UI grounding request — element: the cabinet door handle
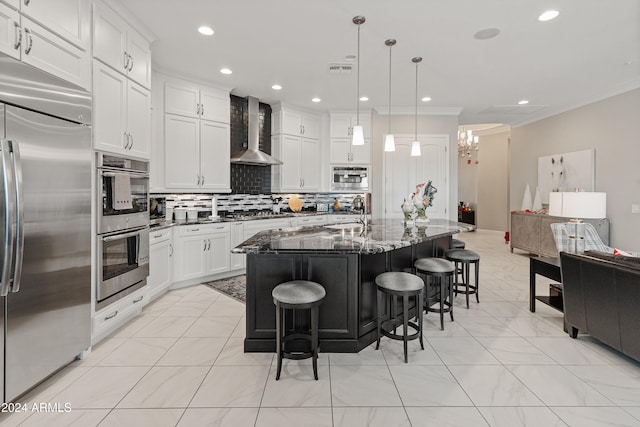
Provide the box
[129,133,133,150]
[133,295,144,303]
[123,132,128,149]
[13,22,21,50]
[128,54,134,72]
[123,51,130,70]
[200,104,204,116]
[196,175,201,186]
[201,175,205,186]
[207,238,211,251]
[24,28,33,54]
[203,239,207,251]
[153,233,162,238]
[196,104,201,115]
[169,243,173,257]
[104,310,118,321]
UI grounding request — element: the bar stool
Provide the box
[445,249,480,309]
[375,272,424,363]
[414,258,455,330]
[272,280,326,380]
[451,238,466,249]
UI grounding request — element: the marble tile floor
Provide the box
[2,229,640,426]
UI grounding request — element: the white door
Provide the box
[200,120,230,191]
[0,4,20,60]
[279,135,302,190]
[93,61,127,154]
[92,2,127,73]
[175,235,206,281]
[300,137,319,190]
[384,135,449,219]
[164,82,199,118]
[229,222,245,270]
[20,0,88,49]
[126,27,151,89]
[200,89,230,123]
[164,114,200,189]
[126,80,151,159]
[206,232,230,275]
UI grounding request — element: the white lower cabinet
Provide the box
[148,227,173,301]
[243,218,292,242]
[92,285,148,344]
[174,223,230,283]
[229,221,245,270]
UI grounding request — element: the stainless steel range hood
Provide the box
[230,96,282,166]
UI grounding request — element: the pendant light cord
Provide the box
[388,43,392,132]
[414,60,418,140]
[356,22,361,126]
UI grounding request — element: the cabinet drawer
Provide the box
[92,286,148,340]
[150,227,172,244]
[177,223,229,236]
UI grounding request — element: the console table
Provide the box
[511,212,609,257]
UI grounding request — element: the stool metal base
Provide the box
[450,260,480,309]
[376,290,424,363]
[418,270,454,330]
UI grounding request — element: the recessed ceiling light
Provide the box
[312,97,321,103]
[518,100,529,105]
[359,96,369,102]
[473,28,500,40]
[198,26,214,36]
[421,97,432,102]
[272,84,282,90]
[220,68,232,75]
[538,10,559,21]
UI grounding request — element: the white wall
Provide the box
[371,111,459,220]
[510,88,640,251]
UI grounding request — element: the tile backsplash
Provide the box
[161,193,369,218]
[230,95,271,194]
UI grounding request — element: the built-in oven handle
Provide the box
[100,171,149,178]
[102,228,144,242]
[9,140,24,293]
[0,139,16,297]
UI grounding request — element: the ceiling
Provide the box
[116,0,640,127]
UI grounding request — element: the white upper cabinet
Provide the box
[19,0,89,50]
[93,61,150,158]
[271,134,320,192]
[330,112,371,139]
[0,2,89,88]
[92,0,151,89]
[329,111,371,164]
[165,81,230,123]
[273,105,320,140]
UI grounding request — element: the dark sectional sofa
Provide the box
[560,251,640,363]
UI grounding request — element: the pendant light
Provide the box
[351,16,365,146]
[384,39,396,152]
[411,57,422,156]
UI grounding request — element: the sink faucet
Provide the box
[356,195,368,229]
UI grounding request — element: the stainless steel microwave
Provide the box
[331,166,369,191]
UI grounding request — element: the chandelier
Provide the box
[457,128,479,164]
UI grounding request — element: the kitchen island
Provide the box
[233,219,474,353]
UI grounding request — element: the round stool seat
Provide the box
[445,249,480,262]
[272,280,326,307]
[375,272,424,293]
[451,238,466,249]
[415,258,455,273]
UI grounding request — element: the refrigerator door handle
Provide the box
[10,140,24,292]
[0,139,17,297]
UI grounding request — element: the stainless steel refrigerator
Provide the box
[0,57,92,403]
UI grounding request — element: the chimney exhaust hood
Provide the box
[230,96,282,166]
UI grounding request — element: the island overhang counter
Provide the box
[233,218,474,353]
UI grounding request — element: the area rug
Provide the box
[206,275,246,303]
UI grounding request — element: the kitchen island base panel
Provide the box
[244,236,452,353]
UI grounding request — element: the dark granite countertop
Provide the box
[232,218,474,255]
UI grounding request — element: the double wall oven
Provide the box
[96,153,150,310]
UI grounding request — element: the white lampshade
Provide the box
[548,192,607,219]
[351,125,364,146]
[384,134,395,151]
[410,140,421,156]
